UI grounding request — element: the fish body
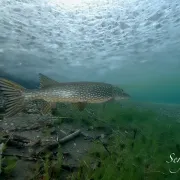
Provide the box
[0,73,130,118]
[25,82,113,103]
[0,91,4,109]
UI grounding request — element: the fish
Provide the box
[0,73,130,118]
[0,91,3,109]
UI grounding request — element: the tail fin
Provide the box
[0,78,25,118]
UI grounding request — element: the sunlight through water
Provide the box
[0,0,180,103]
[47,0,97,10]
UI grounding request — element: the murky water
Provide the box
[0,0,180,179]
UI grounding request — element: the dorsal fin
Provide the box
[39,73,60,88]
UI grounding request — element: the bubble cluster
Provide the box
[0,0,180,81]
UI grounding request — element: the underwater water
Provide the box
[0,0,180,180]
[0,0,180,103]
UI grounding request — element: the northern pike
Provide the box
[0,73,130,118]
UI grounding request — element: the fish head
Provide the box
[112,86,130,100]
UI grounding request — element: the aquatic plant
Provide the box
[2,156,17,175]
[0,139,17,178]
[2,102,178,180]
[60,103,180,180]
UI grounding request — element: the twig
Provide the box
[0,143,4,175]
[59,129,81,144]
[2,151,78,180]
[29,162,78,180]
[2,152,70,161]
[81,132,95,141]
[9,125,41,132]
[145,170,167,175]
[4,134,30,143]
[98,139,111,155]
[2,153,38,161]
[25,139,41,147]
[35,129,81,156]
[9,122,54,132]
[1,134,31,148]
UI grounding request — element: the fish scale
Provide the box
[0,73,130,118]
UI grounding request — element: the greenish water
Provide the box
[56,103,180,180]
[121,77,180,104]
[0,100,180,180]
[0,0,180,179]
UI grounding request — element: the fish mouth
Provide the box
[114,92,131,100]
[122,92,131,98]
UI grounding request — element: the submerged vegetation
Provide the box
[57,103,180,180]
[0,102,180,179]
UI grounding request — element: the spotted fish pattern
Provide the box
[0,73,130,117]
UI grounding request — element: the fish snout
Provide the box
[114,92,130,100]
[123,92,131,98]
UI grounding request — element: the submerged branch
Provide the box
[0,143,4,175]
[9,122,54,132]
[35,129,81,156]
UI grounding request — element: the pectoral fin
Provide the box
[102,102,107,111]
[40,101,52,115]
[51,102,57,109]
[35,100,56,115]
[73,102,87,111]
